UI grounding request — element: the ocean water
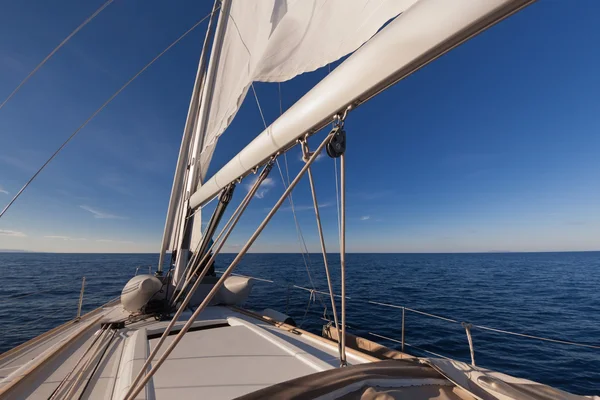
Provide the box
[0,252,598,395]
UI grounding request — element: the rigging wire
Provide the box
[77,329,118,400]
[302,139,343,362]
[250,82,328,312]
[126,163,272,399]
[334,158,342,246]
[325,62,343,249]
[0,0,115,113]
[368,332,452,360]
[125,129,336,400]
[0,8,218,219]
[274,82,320,294]
[48,325,108,400]
[212,270,600,351]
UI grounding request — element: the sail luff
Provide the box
[190,0,534,210]
[172,0,232,285]
[156,0,219,272]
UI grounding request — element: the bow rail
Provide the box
[216,269,600,367]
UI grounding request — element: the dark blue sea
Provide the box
[0,252,598,395]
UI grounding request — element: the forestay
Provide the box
[197,0,416,179]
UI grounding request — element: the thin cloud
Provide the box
[98,173,134,196]
[96,239,134,244]
[1,55,24,73]
[45,235,87,241]
[350,190,393,201]
[360,215,371,221]
[0,229,26,237]
[564,220,586,226]
[245,177,275,199]
[0,186,8,195]
[80,205,127,219]
[0,154,37,172]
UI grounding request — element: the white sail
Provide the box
[197,0,417,179]
[190,0,532,209]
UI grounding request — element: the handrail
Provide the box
[216,270,600,352]
[368,332,451,360]
[368,300,459,324]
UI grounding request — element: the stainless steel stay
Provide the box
[124,130,337,400]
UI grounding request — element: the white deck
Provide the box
[1,302,592,400]
[0,304,372,400]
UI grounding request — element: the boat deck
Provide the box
[1,302,594,400]
[0,303,373,399]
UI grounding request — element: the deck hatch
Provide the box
[146,322,229,340]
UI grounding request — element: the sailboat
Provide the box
[1,0,598,399]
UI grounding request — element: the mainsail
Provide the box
[161,0,418,277]
[197,0,417,180]
[190,0,533,209]
[162,0,533,279]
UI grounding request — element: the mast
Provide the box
[172,0,232,284]
[190,0,534,209]
[157,0,219,273]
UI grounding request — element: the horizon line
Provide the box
[1,250,599,255]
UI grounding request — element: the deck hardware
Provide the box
[76,276,85,320]
[462,322,475,366]
[125,126,335,400]
[401,306,405,353]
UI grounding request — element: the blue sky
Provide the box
[1,0,599,253]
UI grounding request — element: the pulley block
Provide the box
[326,128,346,158]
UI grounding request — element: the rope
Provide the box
[126,160,275,399]
[275,158,327,309]
[323,62,342,248]
[334,158,342,245]
[77,329,117,400]
[59,327,113,399]
[125,131,336,400]
[0,8,218,218]
[273,82,316,293]
[48,326,108,400]
[250,83,268,127]
[303,138,343,362]
[0,0,115,113]
[172,165,270,306]
[339,151,347,366]
[275,83,316,278]
[250,82,328,314]
[298,289,316,328]
[171,196,223,301]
